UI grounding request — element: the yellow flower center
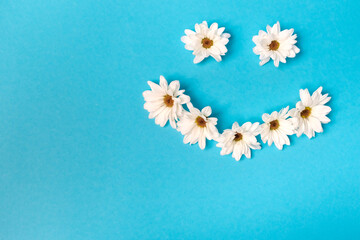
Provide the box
[195,116,207,128]
[300,107,312,118]
[269,40,280,51]
[163,94,174,107]
[269,120,280,130]
[201,37,213,49]
[234,133,243,142]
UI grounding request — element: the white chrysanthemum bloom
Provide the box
[181,21,231,64]
[143,76,190,128]
[252,21,300,67]
[260,106,297,150]
[291,87,331,138]
[177,104,219,149]
[216,122,261,161]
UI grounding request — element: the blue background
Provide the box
[1,0,359,239]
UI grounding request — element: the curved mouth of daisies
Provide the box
[269,40,280,51]
[201,37,213,49]
[234,132,243,141]
[163,94,174,107]
[301,107,312,118]
[269,120,280,130]
[195,116,207,128]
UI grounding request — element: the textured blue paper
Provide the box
[0,0,360,239]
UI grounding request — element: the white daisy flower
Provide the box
[177,104,219,150]
[143,76,190,128]
[216,122,261,161]
[181,21,231,64]
[291,87,331,138]
[260,106,297,150]
[252,21,300,67]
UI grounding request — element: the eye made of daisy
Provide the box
[300,107,312,118]
[252,21,300,67]
[269,120,280,130]
[195,116,207,128]
[181,21,231,64]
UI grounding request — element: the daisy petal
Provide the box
[201,106,212,117]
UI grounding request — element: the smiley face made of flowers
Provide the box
[143,22,331,162]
